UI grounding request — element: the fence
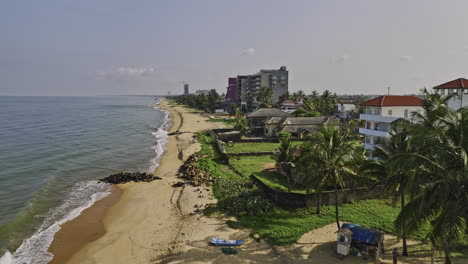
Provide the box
[251,174,386,208]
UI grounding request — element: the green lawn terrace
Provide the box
[225,142,281,154]
[229,155,307,194]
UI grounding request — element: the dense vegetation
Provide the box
[191,89,468,263]
[170,89,223,113]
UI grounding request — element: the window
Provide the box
[404,109,409,119]
[453,88,458,94]
[388,109,392,116]
[366,121,371,129]
[375,107,382,115]
[464,89,468,94]
[440,89,445,95]
[374,122,380,131]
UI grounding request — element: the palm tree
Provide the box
[272,132,295,192]
[393,92,468,264]
[257,86,273,108]
[246,91,254,112]
[303,125,365,229]
[360,122,414,256]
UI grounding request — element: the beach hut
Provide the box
[338,223,385,260]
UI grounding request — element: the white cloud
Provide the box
[241,48,256,56]
[96,66,157,80]
[399,55,412,62]
[335,54,350,63]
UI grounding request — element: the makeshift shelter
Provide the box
[338,223,385,260]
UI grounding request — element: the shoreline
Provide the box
[46,99,180,263]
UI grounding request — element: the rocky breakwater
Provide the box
[100,172,162,184]
[176,154,213,186]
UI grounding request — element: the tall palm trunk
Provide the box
[335,184,340,230]
[443,239,452,264]
[401,185,408,256]
[444,249,452,264]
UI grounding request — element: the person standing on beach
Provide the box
[392,248,400,264]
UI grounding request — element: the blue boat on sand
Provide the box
[210,238,244,246]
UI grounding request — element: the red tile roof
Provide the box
[361,95,423,107]
[433,78,468,89]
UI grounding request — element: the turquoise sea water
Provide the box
[0,96,169,263]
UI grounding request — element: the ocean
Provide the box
[0,96,170,264]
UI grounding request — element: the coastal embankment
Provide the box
[46,100,442,264]
[47,100,245,263]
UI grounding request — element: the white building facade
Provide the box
[433,78,468,110]
[359,95,424,157]
[335,100,356,119]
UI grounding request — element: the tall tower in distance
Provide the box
[184,83,189,95]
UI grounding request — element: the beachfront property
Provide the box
[280,100,304,113]
[265,116,340,138]
[236,66,289,107]
[247,108,339,138]
[359,95,424,158]
[433,77,468,110]
[335,99,356,120]
[246,108,292,136]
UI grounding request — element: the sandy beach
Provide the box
[46,100,450,264]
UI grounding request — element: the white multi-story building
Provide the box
[335,100,356,119]
[433,78,468,110]
[359,95,424,157]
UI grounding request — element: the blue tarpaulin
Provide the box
[341,223,382,244]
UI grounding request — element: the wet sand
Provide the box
[48,186,122,264]
[46,100,454,264]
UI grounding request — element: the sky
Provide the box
[1,0,468,96]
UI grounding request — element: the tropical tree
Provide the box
[272,132,296,192]
[301,125,365,229]
[393,91,468,264]
[228,104,239,117]
[257,86,274,108]
[278,92,291,104]
[207,89,221,113]
[320,90,338,115]
[246,91,255,112]
[360,123,414,256]
[234,109,250,136]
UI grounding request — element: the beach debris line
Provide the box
[99,172,162,184]
[178,154,213,186]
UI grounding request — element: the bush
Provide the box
[214,178,273,216]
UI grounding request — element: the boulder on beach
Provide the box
[100,172,162,184]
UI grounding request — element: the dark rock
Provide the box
[100,172,161,184]
[172,181,185,188]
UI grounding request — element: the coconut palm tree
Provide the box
[360,122,414,256]
[393,92,468,264]
[302,125,365,230]
[272,132,295,192]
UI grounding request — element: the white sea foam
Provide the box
[0,251,13,264]
[6,181,110,264]
[149,101,172,172]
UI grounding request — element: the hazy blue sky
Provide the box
[1,0,468,96]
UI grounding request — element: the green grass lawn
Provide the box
[234,199,429,246]
[197,131,467,258]
[253,171,308,194]
[229,155,276,176]
[225,142,280,153]
[208,118,237,128]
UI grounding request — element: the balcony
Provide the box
[362,143,375,150]
[360,114,399,123]
[359,128,390,138]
